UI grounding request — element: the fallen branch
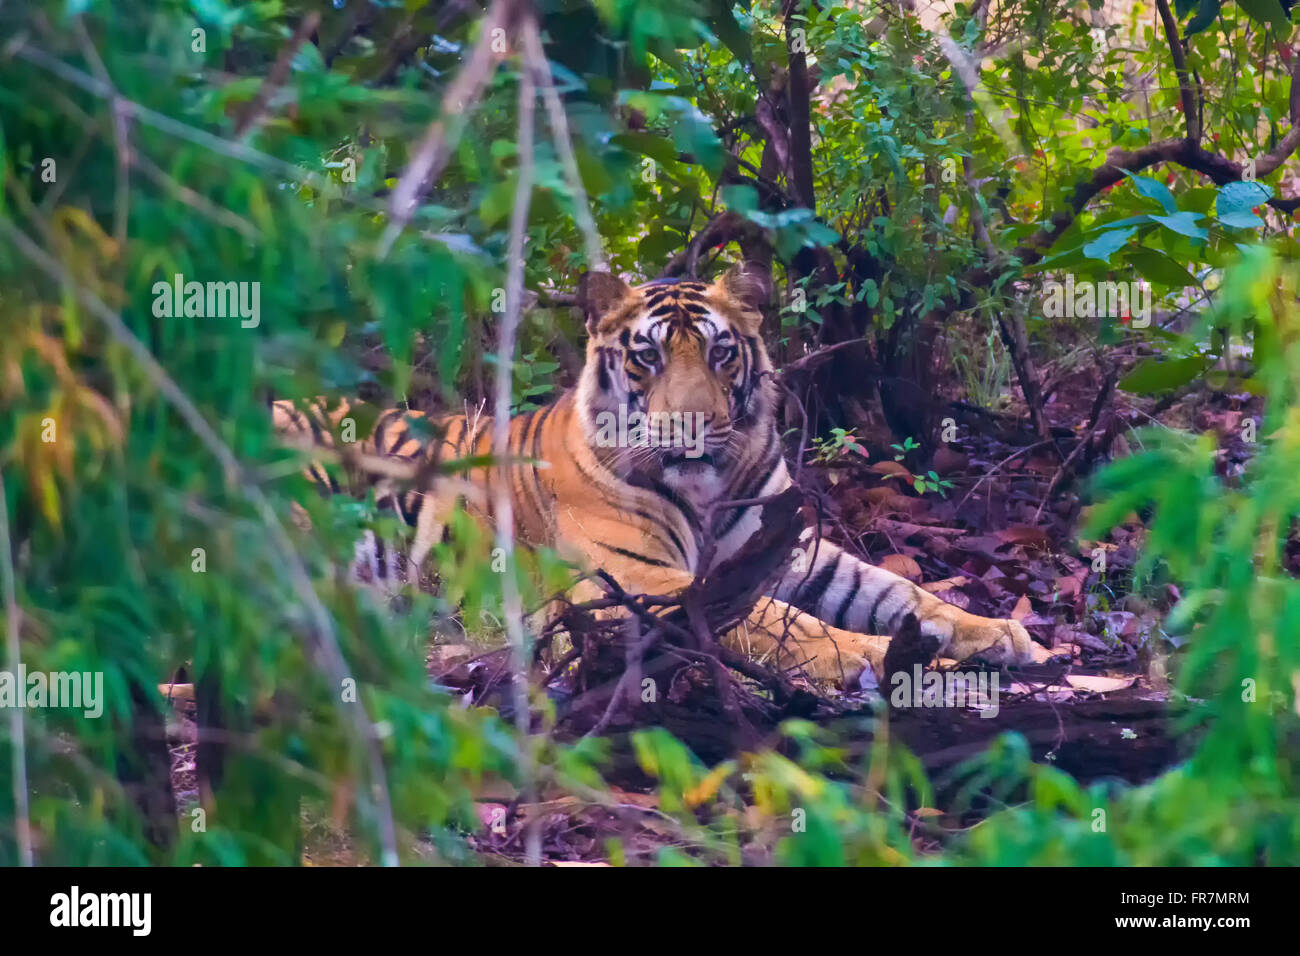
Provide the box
[778,337,876,378]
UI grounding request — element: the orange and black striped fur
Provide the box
[274,263,1033,685]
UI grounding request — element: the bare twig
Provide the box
[934,32,1020,161]
[994,307,1055,451]
[40,87,260,239]
[492,57,539,865]
[234,11,322,141]
[0,470,32,866]
[778,337,874,378]
[954,440,1054,513]
[585,619,656,738]
[535,288,578,308]
[129,151,260,240]
[1032,363,1120,522]
[661,212,765,277]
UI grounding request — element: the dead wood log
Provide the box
[555,487,814,748]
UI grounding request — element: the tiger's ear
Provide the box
[578,271,632,335]
[718,261,773,315]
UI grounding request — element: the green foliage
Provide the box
[1,0,1298,866]
[947,243,1300,864]
[0,0,599,865]
[810,426,869,463]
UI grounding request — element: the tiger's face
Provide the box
[576,263,775,485]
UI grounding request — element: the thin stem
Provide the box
[0,471,32,866]
[493,53,540,865]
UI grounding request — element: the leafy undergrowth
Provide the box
[189,347,1250,866]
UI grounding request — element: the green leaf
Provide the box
[1092,214,1158,231]
[291,39,326,74]
[1030,244,1092,272]
[616,92,724,173]
[1235,0,1290,28]
[1151,211,1208,241]
[720,184,759,215]
[638,229,683,262]
[800,221,841,248]
[611,132,680,168]
[478,175,517,228]
[1126,247,1197,288]
[1082,226,1137,262]
[861,278,880,307]
[1216,181,1273,230]
[1123,171,1178,215]
[1185,0,1223,34]
[709,3,752,64]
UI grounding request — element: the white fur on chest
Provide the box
[692,458,792,573]
[662,463,728,505]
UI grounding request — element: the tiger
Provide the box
[272,262,1034,687]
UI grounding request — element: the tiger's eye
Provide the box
[634,347,660,366]
[710,344,736,365]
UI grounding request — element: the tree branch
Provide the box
[234,11,322,141]
[661,212,766,277]
[969,21,1300,285]
[782,0,817,210]
[1156,0,1200,142]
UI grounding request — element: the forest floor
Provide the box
[460,349,1260,864]
[163,348,1262,864]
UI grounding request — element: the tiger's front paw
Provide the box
[944,615,1035,666]
[796,631,890,691]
